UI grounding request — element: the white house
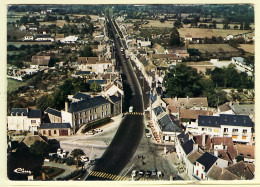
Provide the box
[7,108,41,132]
[24,35,34,41]
[60,35,78,43]
[197,114,253,144]
[35,34,54,41]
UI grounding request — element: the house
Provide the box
[197,114,253,144]
[24,35,34,41]
[235,144,255,163]
[35,34,54,41]
[218,103,234,114]
[28,25,38,31]
[71,71,92,78]
[19,25,27,31]
[225,161,254,180]
[7,108,41,132]
[61,96,112,133]
[44,108,62,123]
[103,80,124,97]
[207,165,240,180]
[225,34,234,41]
[230,104,254,119]
[162,97,208,111]
[60,35,78,43]
[31,56,50,69]
[136,38,151,47]
[185,34,193,42]
[179,109,213,133]
[77,56,114,74]
[186,151,203,179]
[22,135,46,147]
[232,57,253,71]
[106,95,122,116]
[54,34,65,42]
[70,92,91,103]
[193,152,218,180]
[38,123,72,137]
[152,106,182,143]
[153,43,166,54]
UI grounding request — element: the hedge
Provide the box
[81,117,111,133]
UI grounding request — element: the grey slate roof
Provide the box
[39,123,71,129]
[28,109,41,118]
[9,108,28,116]
[109,95,121,103]
[198,115,221,127]
[219,114,253,127]
[158,114,182,132]
[69,96,110,113]
[182,139,194,155]
[196,152,218,172]
[9,108,41,118]
[72,92,90,100]
[75,71,91,75]
[45,107,61,117]
[87,80,107,85]
[153,106,164,116]
[150,92,157,104]
[177,132,189,144]
[231,104,254,115]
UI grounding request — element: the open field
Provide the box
[7,28,28,40]
[189,44,239,53]
[238,44,254,54]
[178,28,252,38]
[7,79,28,92]
[8,41,53,47]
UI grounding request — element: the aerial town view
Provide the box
[6,4,255,182]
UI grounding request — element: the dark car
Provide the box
[145,170,151,177]
[145,129,149,133]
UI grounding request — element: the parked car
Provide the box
[81,156,89,162]
[131,170,138,177]
[120,113,124,118]
[129,106,133,113]
[151,168,157,176]
[85,131,95,135]
[138,170,145,177]
[94,128,103,132]
[145,129,149,133]
[146,133,152,138]
[157,171,163,178]
[145,170,151,177]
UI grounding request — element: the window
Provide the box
[242,136,247,140]
[196,170,199,176]
[94,108,97,112]
[54,130,56,134]
[43,130,46,135]
[202,166,205,170]
[106,104,108,109]
[224,128,228,133]
[201,173,203,179]
[208,128,212,132]
[247,154,251,157]
[202,128,205,131]
[197,163,199,166]
[232,135,238,139]
[214,129,219,133]
[243,129,247,134]
[90,110,92,114]
[232,129,238,133]
[31,120,36,123]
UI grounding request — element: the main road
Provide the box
[86,15,145,180]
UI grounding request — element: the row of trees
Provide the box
[36,78,101,111]
[163,63,254,107]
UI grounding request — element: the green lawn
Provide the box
[7,78,27,92]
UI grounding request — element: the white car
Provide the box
[131,170,138,177]
[146,134,152,138]
[129,106,133,113]
[94,129,103,132]
[85,131,95,135]
[81,156,89,162]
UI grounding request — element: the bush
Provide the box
[66,157,75,166]
[81,117,111,133]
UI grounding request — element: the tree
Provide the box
[64,15,70,23]
[169,27,181,46]
[210,67,225,87]
[36,94,54,111]
[173,20,182,28]
[90,81,101,94]
[79,46,94,57]
[70,149,85,170]
[164,64,202,97]
[30,140,49,157]
[20,16,28,25]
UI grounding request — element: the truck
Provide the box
[129,106,133,113]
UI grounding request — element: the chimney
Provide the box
[193,143,198,152]
[187,95,189,100]
[65,101,69,112]
[214,148,218,157]
[188,132,193,140]
[112,65,115,73]
[202,133,206,147]
[98,55,101,61]
[175,96,177,102]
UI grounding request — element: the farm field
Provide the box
[189,44,239,53]
[8,41,53,47]
[238,44,254,54]
[7,79,28,92]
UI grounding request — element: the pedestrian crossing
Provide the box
[125,112,145,116]
[89,171,129,181]
[89,171,149,181]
